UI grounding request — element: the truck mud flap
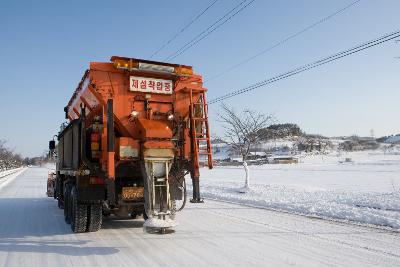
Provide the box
[78,187,105,202]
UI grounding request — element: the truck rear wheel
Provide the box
[58,198,64,209]
[57,177,64,209]
[64,183,72,224]
[87,204,102,232]
[70,186,88,233]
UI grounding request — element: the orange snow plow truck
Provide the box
[48,56,212,233]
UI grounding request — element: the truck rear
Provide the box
[49,56,212,232]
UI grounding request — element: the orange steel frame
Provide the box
[65,56,213,201]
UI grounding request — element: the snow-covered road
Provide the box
[0,167,399,267]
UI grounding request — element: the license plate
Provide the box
[122,187,144,200]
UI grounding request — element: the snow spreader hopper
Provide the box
[49,56,213,233]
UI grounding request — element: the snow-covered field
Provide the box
[196,151,400,230]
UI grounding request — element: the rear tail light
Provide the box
[89,177,104,185]
[91,133,100,142]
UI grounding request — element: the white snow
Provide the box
[195,150,400,230]
[143,217,178,228]
[0,167,26,189]
[0,167,24,179]
[259,138,294,150]
[1,167,400,266]
[249,151,267,156]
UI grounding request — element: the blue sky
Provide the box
[0,0,399,157]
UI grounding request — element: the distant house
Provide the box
[248,151,267,160]
[230,151,267,160]
[228,151,269,165]
[270,155,298,164]
[230,156,243,163]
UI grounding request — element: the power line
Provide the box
[208,30,400,105]
[210,31,400,103]
[164,0,254,61]
[164,0,256,61]
[210,30,400,104]
[150,0,219,59]
[205,0,362,83]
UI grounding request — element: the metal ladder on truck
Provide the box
[189,89,213,170]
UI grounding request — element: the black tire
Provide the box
[53,182,57,200]
[70,186,88,233]
[57,197,64,209]
[53,188,57,199]
[56,177,64,208]
[64,184,71,224]
[86,204,102,232]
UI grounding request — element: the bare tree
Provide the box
[0,139,23,170]
[219,104,273,192]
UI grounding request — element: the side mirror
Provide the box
[49,140,56,150]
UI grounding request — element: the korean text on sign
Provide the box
[130,76,173,94]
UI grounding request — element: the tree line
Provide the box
[0,140,23,170]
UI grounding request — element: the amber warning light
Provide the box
[111,57,193,76]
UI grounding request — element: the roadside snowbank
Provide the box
[194,151,400,229]
[0,167,26,189]
[197,182,400,229]
[0,167,24,179]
